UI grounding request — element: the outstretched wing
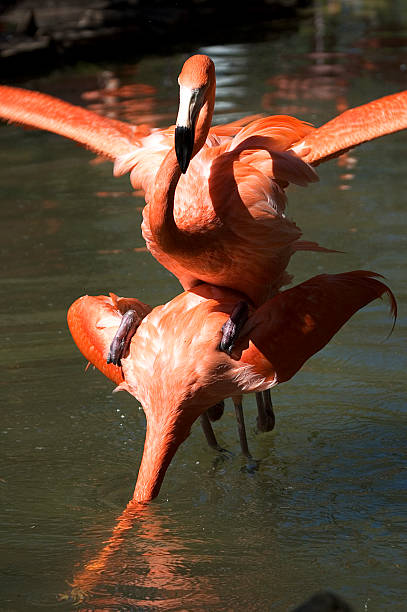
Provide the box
[292,90,407,165]
[0,85,146,160]
[238,271,396,388]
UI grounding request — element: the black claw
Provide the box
[219,300,249,355]
[107,309,140,366]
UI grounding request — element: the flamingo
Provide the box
[67,271,396,502]
[1,57,405,304]
[1,56,405,449]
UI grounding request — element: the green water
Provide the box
[1,3,406,610]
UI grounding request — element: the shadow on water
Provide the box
[0,1,407,610]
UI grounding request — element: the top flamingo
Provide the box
[0,55,406,305]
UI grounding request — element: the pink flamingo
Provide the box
[0,57,405,305]
[68,271,395,502]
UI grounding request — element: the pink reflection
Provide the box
[261,3,362,191]
[80,69,161,126]
[63,499,219,609]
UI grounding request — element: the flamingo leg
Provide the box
[199,412,225,452]
[232,396,251,458]
[255,390,276,432]
[218,301,256,456]
[107,309,142,366]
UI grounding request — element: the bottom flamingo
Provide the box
[67,271,395,502]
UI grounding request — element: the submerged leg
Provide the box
[107,309,142,366]
[219,300,249,355]
[255,390,276,432]
[232,396,251,458]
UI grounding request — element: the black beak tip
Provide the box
[175,126,194,174]
[178,158,189,175]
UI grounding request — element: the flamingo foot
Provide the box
[241,457,261,474]
[107,309,142,366]
[218,300,249,355]
[256,390,276,432]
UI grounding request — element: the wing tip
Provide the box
[338,270,397,336]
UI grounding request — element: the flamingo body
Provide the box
[67,272,395,501]
[1,68,406,302]
[140,116,322,304]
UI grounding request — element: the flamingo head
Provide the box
[175,54,216,173]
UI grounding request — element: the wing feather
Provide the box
[292,90,407,165]
[0,85,146,160]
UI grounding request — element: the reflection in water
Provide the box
[65,499,355,611]
[262,2,360,191]
[63,500,219,610]
[82,70,158,125]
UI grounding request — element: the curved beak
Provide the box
[175,85,204,174]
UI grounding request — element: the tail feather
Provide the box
[240,271,396,387]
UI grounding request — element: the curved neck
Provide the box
[148,147,183,253]
[149,90,215,254]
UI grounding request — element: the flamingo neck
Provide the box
[132,410,194,502]
[149,92,215,254]
[148,148,183,252]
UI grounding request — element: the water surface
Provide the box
[1,3,406,610]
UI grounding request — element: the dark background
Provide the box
[1,0,311,78]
